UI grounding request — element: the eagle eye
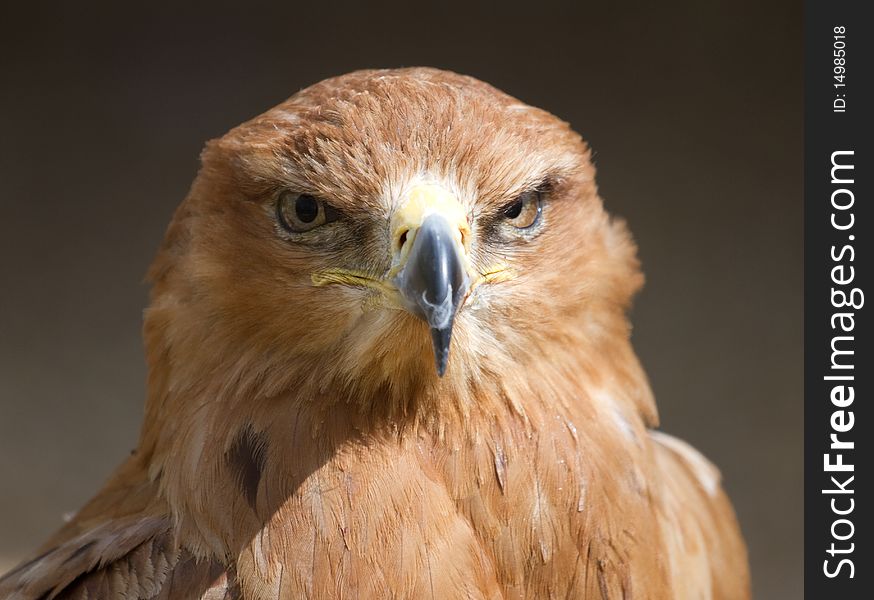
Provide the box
[277,192,339,233]
[502,190,542,229]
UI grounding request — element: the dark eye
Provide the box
[277,192,339,232]
[502,190,542,229]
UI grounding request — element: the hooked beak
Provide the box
[391,184,471,376]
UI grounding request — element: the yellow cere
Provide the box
[473,263,517,289]
[311,269,395,295]
[391,183,472,255]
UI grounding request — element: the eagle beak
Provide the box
[391,184,471,376]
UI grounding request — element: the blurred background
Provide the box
[0,1,800,596]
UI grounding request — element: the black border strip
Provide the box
[804,1,871,596]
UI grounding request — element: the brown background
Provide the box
[0,1,801,597]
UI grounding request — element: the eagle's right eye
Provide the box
[501,190,542,230]
[277,191,339,233]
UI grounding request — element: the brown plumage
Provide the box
[0,68,749,599]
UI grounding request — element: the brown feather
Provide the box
[1,67,749,599]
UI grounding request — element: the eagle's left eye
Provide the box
[277,191,340,233]
[502,190,542,229]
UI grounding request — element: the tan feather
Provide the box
[1,67,749,599]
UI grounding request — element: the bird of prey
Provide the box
[0,68,749,599]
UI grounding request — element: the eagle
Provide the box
[0,68,749,599]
